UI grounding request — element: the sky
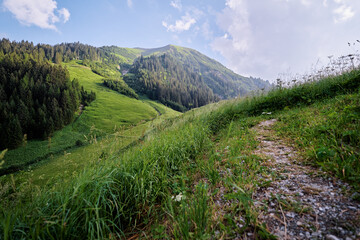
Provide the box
[0,0,359,81]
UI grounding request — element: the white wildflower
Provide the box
[172,193,184,202]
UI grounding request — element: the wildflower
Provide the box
[172,193,184,202]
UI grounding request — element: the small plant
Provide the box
[170,182,210,239]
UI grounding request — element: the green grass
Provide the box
[67,61,159,132]
[273,92,360,188]
[0,68,359,239]
[1,61,180,176]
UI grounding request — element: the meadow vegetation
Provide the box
[1,60,179,176]
[1,54,359,238]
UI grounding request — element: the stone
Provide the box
[350,192,360,200]
[286,212,295,218]
[326,234,340,240]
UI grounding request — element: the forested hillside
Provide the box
[138,45,271,98]
[126,54,219,111]
[0,40,96,149]
[96,45,271,100]
[1,63,359,239]
[0,38,270,149]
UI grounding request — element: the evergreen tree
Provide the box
[0,39,96,149]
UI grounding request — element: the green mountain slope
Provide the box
[100,46,143,65]
[1,59,180,175]
[125,54,219,111]
[2,67,359,239]
[139,44,271,98]
[103,45,271,99]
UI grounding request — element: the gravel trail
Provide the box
[252,119,360,240]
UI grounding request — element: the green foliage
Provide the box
[127,54,219,111]
[140,44,271,99]
[80,86,96,106]
[103,78,138,99]
[100,46,143,64]
[0,49,87,150]
[1,39,359,239]
[66,62,159,132]
[1,122,210,239]
[205,69,360,134]
[275,92,360,188]
[0,61,180,180]
[168,182,210,239]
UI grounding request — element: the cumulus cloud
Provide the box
[210,0,253,75]
[333,4,355,23]
[210,0,359,81]
[162,13,196,32]
[58,8,70,23]
[3,0,70,30]
[170,0,182,11]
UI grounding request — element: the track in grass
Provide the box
[253,119,360,239]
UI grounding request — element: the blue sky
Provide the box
[1,0,359,81]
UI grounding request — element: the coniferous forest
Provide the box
[126,54,219,111]
[0,38,269,150]
[0,39,96,150]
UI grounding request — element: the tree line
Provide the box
[0,39,96,150]
[126,54,219,111]
[103,79,139,99]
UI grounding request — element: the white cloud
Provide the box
[162,13,196,32]
[210,0,252,75]
[170,0,182,11]
[300,0,312,7]
[127,0,133,8]
[58,8,70,23]
[333,4,355,22]
[3,0,70,30]
[210,0,360,81]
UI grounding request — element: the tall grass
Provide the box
[205,69,360,134]
[1,66,359,239]
[0,122,211,239]
[274,92,360,188]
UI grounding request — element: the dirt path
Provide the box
[252,119,360,240]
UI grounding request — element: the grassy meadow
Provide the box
[0,60,180,178]
[1,61,359,239]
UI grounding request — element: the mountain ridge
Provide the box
[106,44,271,99]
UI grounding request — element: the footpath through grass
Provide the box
[0,69,359,239]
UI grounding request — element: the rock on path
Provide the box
[253,119,360,240]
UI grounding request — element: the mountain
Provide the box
[125,54,219,111]
[107,45,271,99]
[0,39,270,112]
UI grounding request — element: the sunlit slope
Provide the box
[133,45,271,99]
[1,61,180,175]
[66,61,159,132]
